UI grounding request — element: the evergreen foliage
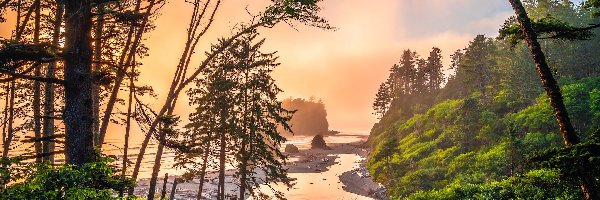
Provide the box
[368,1,600,198]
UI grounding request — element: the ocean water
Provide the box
[3,132,367,180]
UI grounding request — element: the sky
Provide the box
[0,0,585,135]
[228,0,515,133]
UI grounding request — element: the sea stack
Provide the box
[311,134,332,150]
[285,144,300,153]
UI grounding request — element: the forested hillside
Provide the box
[367,1,600,199]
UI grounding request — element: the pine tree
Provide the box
[414,58,427,94]
[398,50,417,95]
[232,33,293,200]
[179,32,293,199]
[426,47,444,92]
[373,82,391,118]
[460,35,496,98]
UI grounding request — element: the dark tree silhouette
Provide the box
[62,0,95,165]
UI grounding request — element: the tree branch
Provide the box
[0,66,64,84]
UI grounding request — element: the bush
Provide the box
[0,156,137,200]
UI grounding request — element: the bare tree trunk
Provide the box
[2,81,14,158]
[43,0,64,164]
[218,107,227,200]
[161,173,169,200]
[218,131,225,200]
[32,0,42,163]
[1,84,7,150]
[239,70,249,200]
[238,140,248,200]
[147,131,166,199]
[196,142,210,200]
[120,58,136,197]
[93,3,104,148]
[63,0,95,165]
[508,0,594,199]
[169,178,181,200]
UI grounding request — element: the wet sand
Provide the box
[135,134,386,199]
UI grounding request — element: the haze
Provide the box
[0,0,584,133]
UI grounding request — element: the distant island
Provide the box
[279,97,339,137]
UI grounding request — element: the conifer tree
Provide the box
[426,47,444,92]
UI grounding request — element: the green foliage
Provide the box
[367,77,600,198]
[584,0,600,16]
[499,16,595,46]
[529,132,600,189]
[367,1,600,199]
[183,32,293,199]
[407,169,580,200]
[0,157,136,200]
[260,0,333,29]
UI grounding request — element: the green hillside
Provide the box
[367,1,600,199]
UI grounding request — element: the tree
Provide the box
[460,35,497,98]
[133,1,332,196]
[61,0,96,165]
[413,58,427,95]
[507,0,595,198]
[231,33,293,200]
[373,82,391,118]
[397,50,417,96]
[426,47,444,92]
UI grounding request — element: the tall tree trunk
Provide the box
[218,106,227,200]
[1,84,7,152]
[238,138,248,200]
[161,173,169,200]
[63,0,95,165]
[147,131,166,199]
[93,4,104,148]
[508,0,594,199]
[218,130,225,200]
[32,0,42,163]
[239,70,249,200]
[121,61,135,196]
[2,81,15,158]
[120,60,135,197]
[43,0,64,163]
[196,141,210,200]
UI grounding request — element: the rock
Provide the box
[310,134,332,150]
[285,144,300,153]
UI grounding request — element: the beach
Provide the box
[134,133,386,199]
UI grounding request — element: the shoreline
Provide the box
[134,135,386,199]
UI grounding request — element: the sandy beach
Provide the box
[134,134,386,199]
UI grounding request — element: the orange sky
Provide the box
[1,0,583,134]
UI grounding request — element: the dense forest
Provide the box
[278,97,332,137]
[368,0,600,199]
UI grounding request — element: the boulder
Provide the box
[285,144,300,153]
[311,134,332,150]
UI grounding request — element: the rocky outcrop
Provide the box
[285,144,300,153]
[310,135,332,150]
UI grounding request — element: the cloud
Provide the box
[395,0,512,38]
